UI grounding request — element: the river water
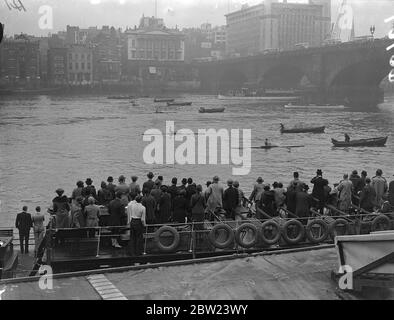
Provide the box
[0,93,393,227]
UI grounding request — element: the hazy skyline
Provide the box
[1,0,393,38]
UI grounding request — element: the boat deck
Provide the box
[2,246,393,300]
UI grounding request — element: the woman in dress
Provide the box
[32,206,45,257]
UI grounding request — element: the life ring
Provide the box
[235,223,259,248]
[306,219,329,244]
[371,215,391,232]
[282,219,305,245]
[154,226,180,253]
[260,220,281,245]
[208,224,234,249]
[329,218,349,239]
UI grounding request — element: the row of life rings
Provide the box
[153,215,392,252]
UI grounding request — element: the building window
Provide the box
[81,54,84,60]
[75,62,79,69]
[69,63,72,70]
[81,62,85,70]
[87,63,91,70]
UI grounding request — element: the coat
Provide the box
[158,192,172,224]
[311,176,328,202]
[223,186,239,214]
[172,195,188,223]
[359,184,377,211]
[52,195,70,229]
[206,183,224,213]
[295,192,312,218]
[142,195,156,224]
[108,198,126,226]
[15,212,33,234]
[338,180,353,212]
[372,176,388,206]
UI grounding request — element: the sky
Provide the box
[1,0,393,37]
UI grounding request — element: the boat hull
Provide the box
[281,126,326,134]
[285,104,346,109]
[167,102,192,106]
[154,98,175,103]
[199,107,225,113]
[331,137,388,147]
[218,94,299,102]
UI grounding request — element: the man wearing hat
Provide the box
[311,169,328,213]
[349,170,362,205]
[116,175,130,206]
[71,181,84,205]
[52,188,71,230]
[107,176,117,201]
[223,179,239,220]
[143,172,155,194]
[82,178,97,200]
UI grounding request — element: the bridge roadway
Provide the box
[1,245,393,300]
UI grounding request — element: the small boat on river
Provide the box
[108,95,135,100]
[331,136,388,147]
[154,98,175,103]
[280,123,326,134]
[284,103,346,109]
[252,145,305,150]
[167,101,193,106]
[199,107,225,113]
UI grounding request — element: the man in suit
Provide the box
[108,192,126,248]
[311,169,328,213]
[15,206,33,254]
[223,179,239,220]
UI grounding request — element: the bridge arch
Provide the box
[260,64,309,89]
[327,59,391,107]
[328,59,390,88]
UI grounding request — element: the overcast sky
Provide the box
[2,0,393,38]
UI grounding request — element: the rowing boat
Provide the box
[218,94,299,102]
[199,107,225,113]
[107,95,135,100]
[284,104,346,109]
[331,136,388,147]
[167,102,193,106]
[252,145,305,150]
[280,124,326,134]
[154,98,175,103]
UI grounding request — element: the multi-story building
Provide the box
[0,34,40,87]
[226,0,331,56]
[92,26,122,83]
[47,47,68,86]
[226,3,264,56]
[183,24,226,62]
[124,16,185,82]
[67,44,93,85]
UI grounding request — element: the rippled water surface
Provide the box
[1,93,393,227]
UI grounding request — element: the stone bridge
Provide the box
[195,38,393,107]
